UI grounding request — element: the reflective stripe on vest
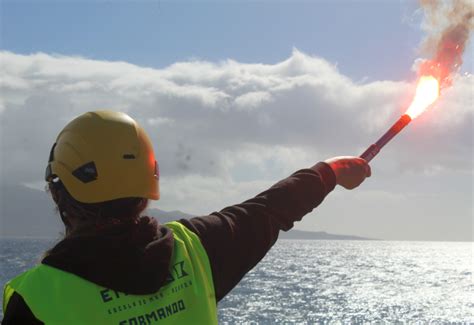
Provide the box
[3,222,217,325]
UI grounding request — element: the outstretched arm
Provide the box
[179,157,370,301]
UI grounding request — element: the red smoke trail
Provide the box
[418,0,473,88]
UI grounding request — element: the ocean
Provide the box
[1,238,472,323]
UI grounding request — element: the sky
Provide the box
[0,0,472,241]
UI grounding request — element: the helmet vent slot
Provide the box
[72,161,98,183]
[123,154,136,159]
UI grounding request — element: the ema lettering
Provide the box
[100,261,188,303]
[101,289,129,303]
[118,299,186,324]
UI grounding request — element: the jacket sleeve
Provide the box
[178,162,336,302]
[2,291,43,324]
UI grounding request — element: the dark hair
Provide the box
[48,180,149,236]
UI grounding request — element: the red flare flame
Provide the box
[405,75,440,119]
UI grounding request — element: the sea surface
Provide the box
[1,238,472,323]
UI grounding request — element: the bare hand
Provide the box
[325,156,371,190]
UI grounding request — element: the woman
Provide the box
[2,110,370,324]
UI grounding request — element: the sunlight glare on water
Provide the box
[219,240,473,323]
[1,238,472,323]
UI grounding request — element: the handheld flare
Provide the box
[360,115,411,162]
[360,75,439,162]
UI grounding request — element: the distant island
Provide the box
[279,229,374,241]
[147,208,374,240]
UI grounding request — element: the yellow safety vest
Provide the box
[3,222,217,324]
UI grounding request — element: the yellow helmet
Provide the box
[45,111,159,203]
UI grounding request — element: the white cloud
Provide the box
[0,50,472,240]
[159,174,273,216]
[234,91,273,111]
[1,48,472,178]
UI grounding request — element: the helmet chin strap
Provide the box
[48,180,72,233]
